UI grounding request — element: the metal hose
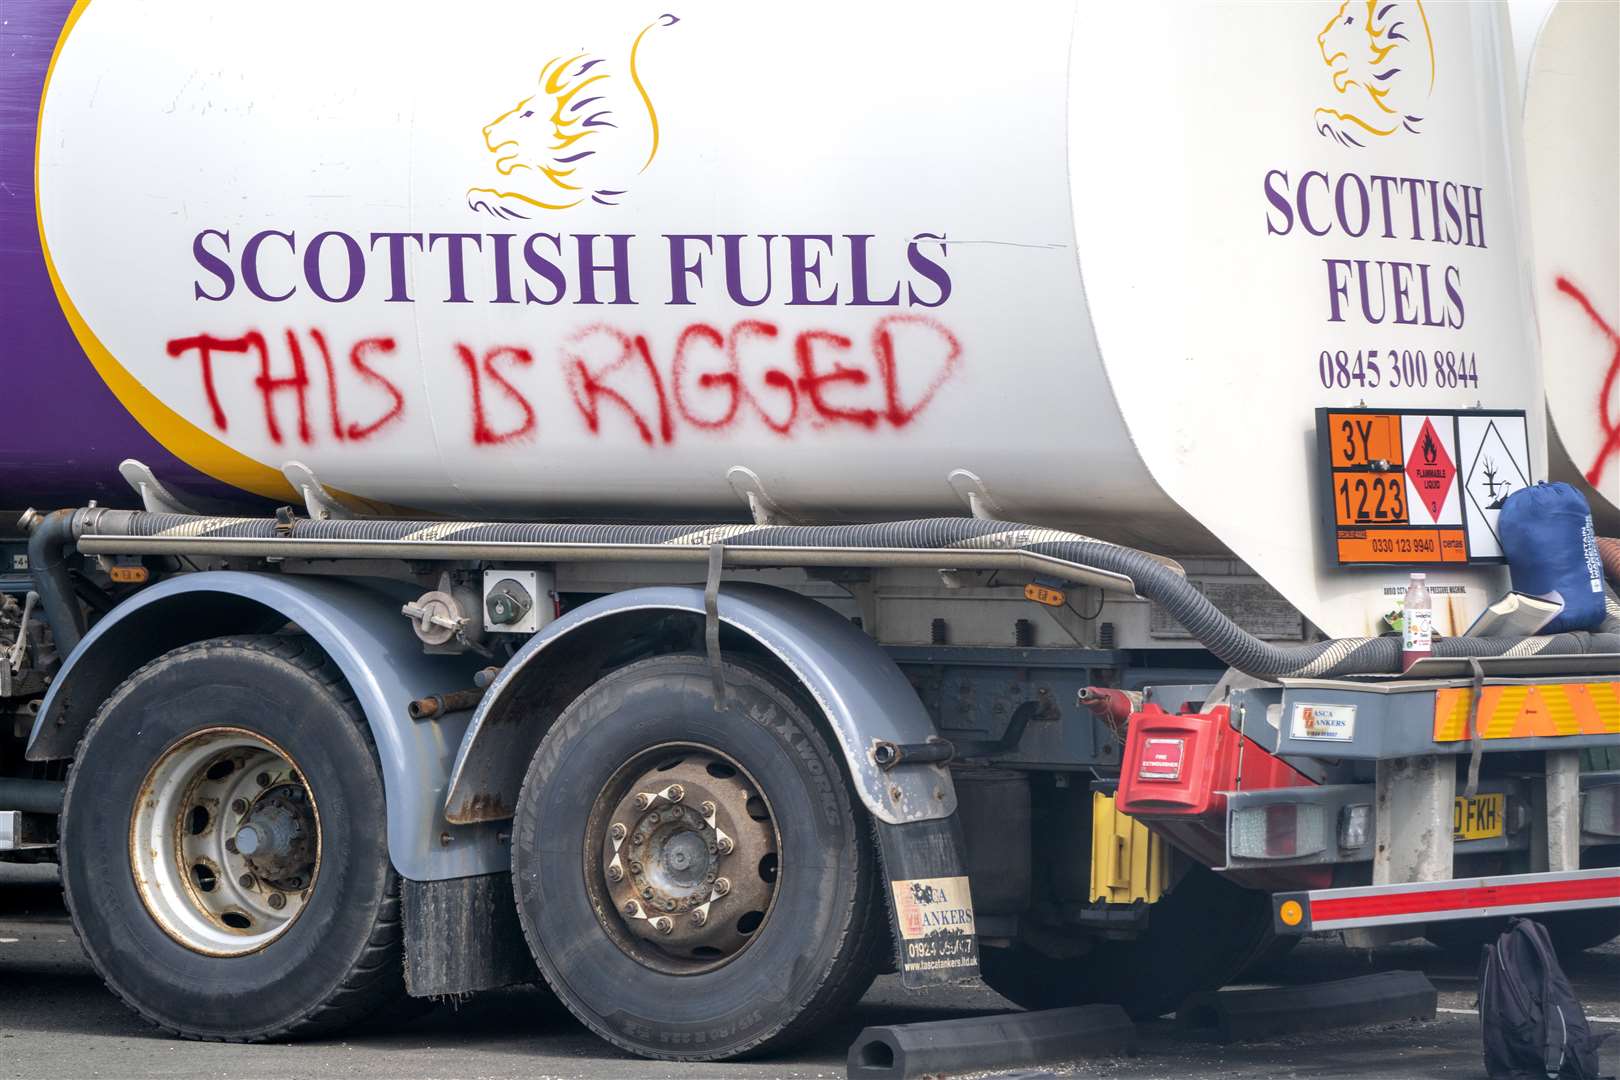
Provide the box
[0,777,64,815]
[1600,537,1620,589]
[22,508,84,655]
[76,511,1620,680]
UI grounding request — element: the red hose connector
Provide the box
[1077,686,1140,736]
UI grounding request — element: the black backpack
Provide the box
[1478,917,1608,1079]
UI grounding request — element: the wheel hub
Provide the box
[594,749,777,966]
[129,727,321,956]
[235,784,315,885]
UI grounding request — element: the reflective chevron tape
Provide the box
[1433,682,1620,742]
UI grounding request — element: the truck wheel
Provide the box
[59,635,406,1041]
[511,653,882,1061]
[980,864,1273,1018]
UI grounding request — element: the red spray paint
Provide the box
[1554,276,1620,488]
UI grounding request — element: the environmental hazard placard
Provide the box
[1455,414,1532,559]
[1316,408,1529,566]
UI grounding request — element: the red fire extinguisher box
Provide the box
[1117,703,1239,817]
[1118,703,1313,818]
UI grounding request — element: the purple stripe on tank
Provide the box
[0,1,244,510]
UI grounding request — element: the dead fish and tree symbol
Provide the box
[1478,456,1511,510]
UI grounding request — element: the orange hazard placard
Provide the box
[1331,471,1409,526]
[1327,412,1402,469]
[1318,407,1526,567]
[1334,528,1468,564]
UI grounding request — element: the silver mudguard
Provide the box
[444,583,956,827]
[28,571,507,881]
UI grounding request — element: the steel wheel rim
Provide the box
[583,742,781,974]
[128,726,321,956]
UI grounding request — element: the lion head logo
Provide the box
[1313,0,1435,147]
[467,14,678,217]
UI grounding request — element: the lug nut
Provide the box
[610,823,627,842]
[267,892,286,910]
[716,836,734,855]
[623,901,639,917]
[649,811,661,824]
[287,877,303,890]
[666,784,684,803]
[631,832,645,845]
[607,864,624,882]
[634,793,652,810]
[714,877,731,897]
[691,909,708,927]
[238,873,256,889]
[627,859,643,874]
[224,838,238,854]
[701,800,716,818]
[256,772,271,788]
[662,898,675,911]
[641,887,654,900]
[230,798,248,815]
[652,916,673,935]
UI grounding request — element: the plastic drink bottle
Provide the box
[1402,573,1433,672]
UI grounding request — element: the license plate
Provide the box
[1453,793,1505,841]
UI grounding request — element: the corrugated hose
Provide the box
[76,511,1620,680]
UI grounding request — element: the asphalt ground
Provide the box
[1,862,1616,1080]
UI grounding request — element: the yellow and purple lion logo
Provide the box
[468,14,678,216]
[1314,0,1435,147]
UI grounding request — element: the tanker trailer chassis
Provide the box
[1,498,1617,1061]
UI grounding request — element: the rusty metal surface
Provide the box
[593,751,777,966]
[446,584,956,828]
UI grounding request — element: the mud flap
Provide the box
[874,814,980,987]
[403,873,538,996]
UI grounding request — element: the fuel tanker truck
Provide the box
[2,0,1619,1063]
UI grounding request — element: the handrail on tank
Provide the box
[69,527,1145,598]
[43,507,1620,679]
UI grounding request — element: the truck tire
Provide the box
[59,635,407,1041]
[980,864,1274,1019]
[510,653,883,1061]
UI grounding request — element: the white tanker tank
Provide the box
[27,1,1546,637]
[1512,0,1620,532]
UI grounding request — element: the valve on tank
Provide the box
[401,573,486,655]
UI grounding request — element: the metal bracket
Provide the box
[726,466,791,526]
[118,459,202,515]
[947,469,1007,521]
[1462,657,1486,798]
[6,591,37,673]
[1036,589,1105,648]
[704,543,727,710]
[282,461,354,521]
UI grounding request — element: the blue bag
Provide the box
[1498,482,1605,634]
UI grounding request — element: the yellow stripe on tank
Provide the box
[35,0,294,501]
